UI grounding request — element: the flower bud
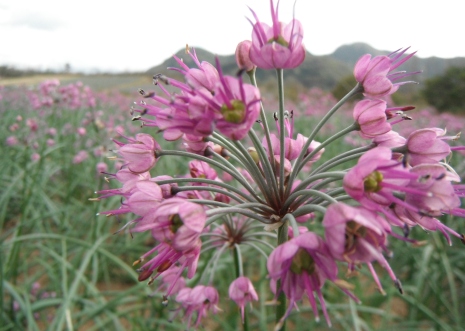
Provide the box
[235,40,255,72]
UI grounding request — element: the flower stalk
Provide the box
[93,1,465,329]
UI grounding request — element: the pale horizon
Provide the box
[1,0,464,73]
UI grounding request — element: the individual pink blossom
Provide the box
[46,139,55,147]
[136,241,201,288]
[47,128,57,136]
[182,134,214,155]
[96,162,108,174]
[343,146,416,207]
[176,285,220,329]
[77,127,87,136]
[229,277,258,322]
[126,181,163,216]
[323,203,397,293]
[170,47,220,93]
[354,48,416,98]
[353,99,391,139]
[248,0,305,69]
[405,128,451,166]
[235,40,255,72]
[263,111,324,163]
[6,136,19,146]
[72,150,88,164]
[405,164,461,217]
[373,131,406,149]
[31,153,40,162]
[157,266,186,296]
[189,160,218,181]
[213,64,261,140]
[115,133,160,173]
[9,123,19,132]
[267,231,358,327]
[26,118,38,132]
[132,198,206,252]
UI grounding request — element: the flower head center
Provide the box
[220,99,246,124]
[267,35,289,47]
[344,221,367,252]
[364,170,383,192]
[290,248,315,275]
[169,214,183,233]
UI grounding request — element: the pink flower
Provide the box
[26,118,38,132]
[115,133,160,173]
[6,136,19,146]
[96,162,108,174]
[373,131,406,149]
[126,181,163,216]
[136,241,201,288]
[213,65,261,140]
[72,150,88,164]
[171,48,220,93]
[77,127,86,136]
[354,48,416,98]
[343,147,411,214]
[235,40,255,72]
[157,266,186,296]
[229,277,258,322]
[406,128,451,166]
[323,203,397,293]
[249,0,305,69]
[267,231,357,327]
[176,285,220,329]
[353,99,391,139]
[133,198,206,252]
[31,153,40,162]
[405,164,460,217]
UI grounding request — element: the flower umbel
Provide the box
[94,2,465,330]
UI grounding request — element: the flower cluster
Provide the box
[95,1,465,330]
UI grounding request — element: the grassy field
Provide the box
[1,74,465,331]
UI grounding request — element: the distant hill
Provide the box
[146,43,465,90]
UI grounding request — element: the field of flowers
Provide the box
[1,70,465,331]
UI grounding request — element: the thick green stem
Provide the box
[157,149,265,203]
[276,222,288,331]
[233,245,249,331]
[277,69,285,200]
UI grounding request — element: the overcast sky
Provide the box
[1,0,464,73]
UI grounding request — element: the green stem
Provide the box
[247,69,276,170]
[275,222,288,331]
[286,83,362,197]
[295,122,359,174]
[277,69,285,200]
[157,149,265,203]
[248,130,280,209]
[233,244,249,331]
[310,145,373,175]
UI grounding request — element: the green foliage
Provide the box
[1,80,465,331]
[422,66,465,113]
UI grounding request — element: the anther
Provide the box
[403,224,410,238]
[162,295,169,306]
[435,173,446,180]
[394,279,403,294]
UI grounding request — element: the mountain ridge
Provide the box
[147,43,465,90]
